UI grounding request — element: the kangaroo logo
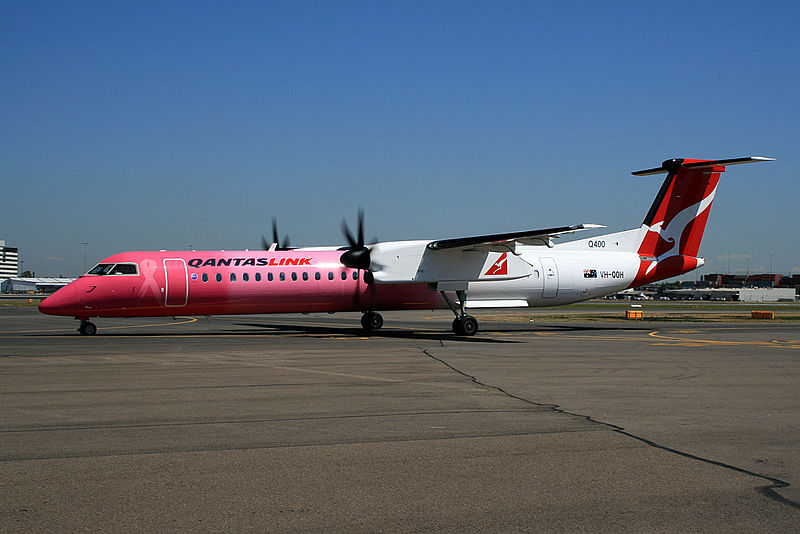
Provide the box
[484,253,509,276]
[643,186,716,275]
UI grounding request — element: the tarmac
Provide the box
[0,306,798,532]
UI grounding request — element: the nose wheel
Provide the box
[78,320,97,336]
[360,311,384,332]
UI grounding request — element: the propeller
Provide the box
[262,217,291,251]
[340,208,372,271]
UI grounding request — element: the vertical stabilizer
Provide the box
[629,156,773,286]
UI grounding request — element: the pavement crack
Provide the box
[419,346,800,511]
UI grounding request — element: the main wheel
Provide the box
[453,315,478,336]
[79,321,97,336]
[360,311,384,331]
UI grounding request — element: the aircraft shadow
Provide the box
[235,322,523,343]
[25,320,649,340]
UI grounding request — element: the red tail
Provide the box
[630,156,773,286]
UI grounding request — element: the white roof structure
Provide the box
[1,277,76,293]
[6,277,76,284]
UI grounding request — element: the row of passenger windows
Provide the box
[200,271,359,283]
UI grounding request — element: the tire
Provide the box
[458,315,478,336]
[361,312,383,331]
[80,322,97,336]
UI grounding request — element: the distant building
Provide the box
[703,273,786,288]
[738,288,796,302]
[647,287,795,302]
[0,240,19,282]
[703,273,748,287]
[779,274,800,288]
[1,277,75,294]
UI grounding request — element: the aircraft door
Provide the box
[164,259,188,307]
[540,257,558,298]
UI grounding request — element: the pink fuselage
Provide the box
[39,250,446,319]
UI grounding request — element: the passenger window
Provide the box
[215,273,222,282]
[315,272,320,281]
[202,273,208,283]
[268,273,274,281]
[243,273,249,282]
[341,272,347,281]
[302,272,308,281]
[279,273,285,281]
[255,273,261,282]
[352,271,358,280]
[328,272,333,281]
[291,272,297,281]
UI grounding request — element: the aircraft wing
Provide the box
[425,223,605,251]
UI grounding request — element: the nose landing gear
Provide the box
[78,320,97,336]
[360,311,384,332]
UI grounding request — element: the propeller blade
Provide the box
[341,219,357,248]
[357,207,364,248]
[272,217,280,247]
[262,217,292,251]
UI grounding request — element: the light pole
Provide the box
[82,242,89,273]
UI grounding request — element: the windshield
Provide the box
[87,263,114,275]
[86,263,139,276]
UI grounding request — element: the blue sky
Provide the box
[2,1,798,277]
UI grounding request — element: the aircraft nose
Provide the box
[39,284,79,316]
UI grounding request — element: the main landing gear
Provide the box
[360,311,384,332]
[78,320,97,336]
[441,290,478,336]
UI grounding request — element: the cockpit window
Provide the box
[87,263,139,276]
[110,263,138,275]
[87,264,114,275]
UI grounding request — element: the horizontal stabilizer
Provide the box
[633,156,774,176]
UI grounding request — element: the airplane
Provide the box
[39,156,774,336]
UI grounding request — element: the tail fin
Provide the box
[631,156,773,285]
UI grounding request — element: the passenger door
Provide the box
[540,257,559,298]
[163,259,188,307]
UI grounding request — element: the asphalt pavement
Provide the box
[1,307,798,532]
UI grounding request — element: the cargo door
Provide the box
[163,259,188,307]
[540,257,558,298]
